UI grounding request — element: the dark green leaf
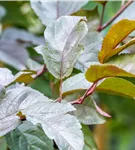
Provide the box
[82,125,98,150]
[6,121,54,150]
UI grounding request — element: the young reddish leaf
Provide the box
[93,100,111,118]
[98,19,135,63]
[85,64,135,82]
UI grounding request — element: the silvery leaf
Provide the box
[63,93,106,125]
[0,40,29,70]
[62,73,92,95]
[31,0,88,26]
[0,84,84,150]
[0,68,35,86]
[75,31,102,72]
[26,113,84,150]
[35,16,88,79]
[1,27,45,45]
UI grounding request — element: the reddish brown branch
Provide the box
[97,0,133,32]
[58,78,63,102]
[97,2,106,31]
[71,81,98,105]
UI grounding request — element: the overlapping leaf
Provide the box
[63,92,105,125]
[62,73,92,95]
[31,0,88,26]
[35,16,88,79]
[27,58,43,72]
[82,125,98,150]
[1,27,45,45]
[0,68,14,86]
[85,64,135,82]
[75,31,102,72]
[0,68,36,86]
[0,5,6,20]
[0,115,21,137]
[0,86,84,150]
[62,73,135,99]
[106,54,135,74]
[96,77,135,98]
[26,114,84,150]
[98,19,135,63]
[113,2,135,24]
[0,40,29,70]
[6,121,54,150]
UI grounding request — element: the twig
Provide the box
[57,78,63,102]
[34,65,47,79]
[97,0,133,32]
[71,81,98,105]
[97,2,106,31]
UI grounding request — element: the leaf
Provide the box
[82,1,97,11]
[106,54,135,74]
[63,92,106,125]
[96,77,135,99]
[0,115,21,137]
[0,40,29,70]
[82,125,98,150]
[2,27,45,45]
[62,73,104,96]
[85,64,135,82]
[104,38,135,61]
[86,8,100,31]
[14,70,36,84]
[6,121,54,150]
[0,5,6,20]
[26,114,84,150]
[94,0,108,5]
[0,137,7,150]
[0,68,14,86]
[75,31,102,72]
[35,16,88,79]
[0,86,84,150]
[0,86,74,136]
[113,2,135,24]
[13,88,83,150]
[62,73,92,95]
[63,74,135,99]
[30,0,88,26]
[0,68,36,86]
[27,58,43,72]
[98,19,135,63]
[122,36,135,53]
